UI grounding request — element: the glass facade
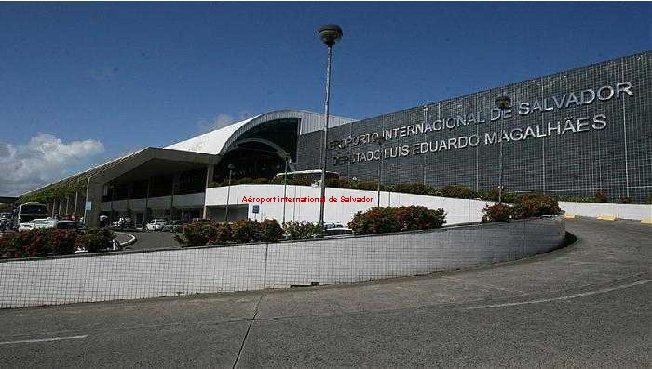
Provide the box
[297,51,651,203]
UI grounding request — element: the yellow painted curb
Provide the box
[563,213,576,219]
[597,214,617,221]
[642,217,652,224]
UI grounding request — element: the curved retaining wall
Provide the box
[0,217,564,308]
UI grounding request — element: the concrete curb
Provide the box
[115,232,137,247]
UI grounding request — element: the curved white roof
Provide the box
[165,110,357,155]
[165,115,259,154]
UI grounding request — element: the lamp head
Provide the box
[318,24,343,47]
[227,164,235,170]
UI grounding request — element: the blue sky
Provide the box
[0,2,650,195]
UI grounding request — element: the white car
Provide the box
[324,226,353,236]
[145,219,168,231]
[18,222,35,232]
[19,218,56,231]
[32,218,57,229]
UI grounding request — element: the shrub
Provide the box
[477,188,517,203]
[325,178,349,188]
[0,229,81,258]
[440,185,478,199]
[31,230,51,257]
[348,207,400,235]
[555,194,595,203]
[231,219,259,243]
[512,193,562,220]
[49,229,77,255]
[0,228,115,258]
[76,229,114,253]
[207,223,232,245]
[482,203,513,222]
[179,219,285,246]
[181,221,217,246]
[0,231,21,258]
[594,191,608,203]
[283,221,322,240]
[0,233,9,257]
[348,206,446,235]
[392,183,432,195]
[233,177,253,185]
[9,230,51,257]
[619,196,632,204]
[395,206,446,230]
[259,219,284,243]
[288,178,313,186]
[355,180,380,191]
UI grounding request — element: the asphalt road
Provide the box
[0,218,649,368]
[123,230,182,250]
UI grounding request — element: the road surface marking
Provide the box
[0,335,88,345]
[465,279,649,310]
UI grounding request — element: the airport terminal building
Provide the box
[22,51,651,226]
[301,51,651,202]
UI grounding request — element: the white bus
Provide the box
[16,202,49,224]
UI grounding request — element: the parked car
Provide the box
[112,217,133,229]
[0,218,11,232]
[18,218,60,231]
[324,226,353,236]
[145,219,168,231]
[323,223,346,230]
[18,222,35,232]
[161,220,188,232]
[32,218,57,229]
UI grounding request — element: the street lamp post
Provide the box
[495,95,511,204]
[282,155,291,224]
[375,136,385,207]
[224,164,235,222]
[317,24,343,228]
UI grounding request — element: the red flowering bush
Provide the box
[483,194,561,222]
[395,206,446,230]
[283,221,323,240]
[179,219,285,246]
[482,203,513,223]
[49,229,78,255]
[0,229,79,258]
[9,230,50,257]
[231,219,260,243]
[512,193,562,220]
[348,207,401,235]
[619,196,632,204]
[207,223,232,245]
[348,206,446,235]
[181,221,220,246]
[258,219,284,243]
[1,232,22,258]
[594,191,608,203]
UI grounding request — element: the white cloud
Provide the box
[0,134,104,196]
